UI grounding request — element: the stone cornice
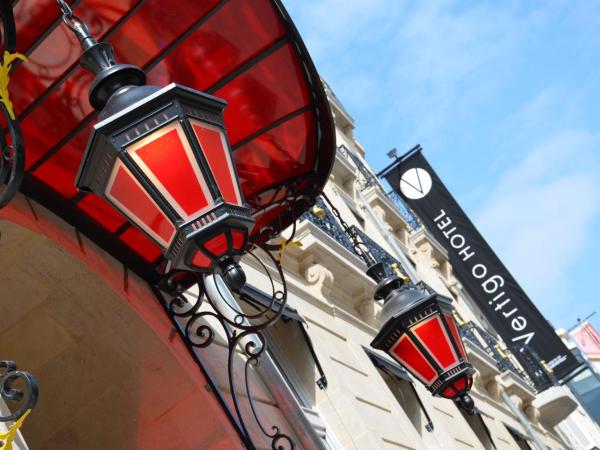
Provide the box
[499,370,536,403]
[410,226,449,260]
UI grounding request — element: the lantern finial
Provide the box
[455,394,475,415]
[56,2,146,112]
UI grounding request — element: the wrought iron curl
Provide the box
[165,273,204,317]
[160,238,296,449]
[184,310,224,349]
[230,329,294,450]
[203,242,288,332]
[0,361,38,422]
[239,331,295,450]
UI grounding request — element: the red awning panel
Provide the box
[5,0,334,279]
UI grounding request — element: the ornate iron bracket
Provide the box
[0,0,25,209]
[155,242,295,450]
[0,360,38,422]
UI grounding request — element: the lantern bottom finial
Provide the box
[220,259,246,292]
[455,393,475,415]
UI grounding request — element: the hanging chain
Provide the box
[55,0,90,38]
[320,193,377,267]
[56,0,73,18]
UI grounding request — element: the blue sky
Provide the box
[284,0,600,332]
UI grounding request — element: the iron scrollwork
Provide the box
[461,321,557,392]
[157,241,295,450]
[0,0,25,209]
[0,361,38,423]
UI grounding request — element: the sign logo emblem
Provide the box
[400,168,432,199]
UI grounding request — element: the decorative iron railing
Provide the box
[336,145,421,230]
[345,150,378,190]
[1,360,38,422]
[349,225,410,281]
[303,196,356,252]
[335,144,354,167]
[461,321,555,391]
[301,198,431,292]
[506,343,556,392]
[385,190,421,231]
[462,322,528,377]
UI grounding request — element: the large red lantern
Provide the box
[370,276,474,401]
[73,19,253,275]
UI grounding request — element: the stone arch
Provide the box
[0,194,245,449]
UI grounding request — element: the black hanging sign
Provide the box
[379,147,581,384]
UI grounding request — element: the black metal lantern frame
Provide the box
[76,83,255,273]
[371,291,474,399]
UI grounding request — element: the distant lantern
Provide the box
[370,272,473,401]
[74,27,253,275]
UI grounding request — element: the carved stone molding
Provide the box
[356,297,375,324]
[328,175,339,193]
[300,261,334,301]
[524,404,540,424]
[485,378,505,401]
[510,394,523,410]
[371,205,393,233]
[445,276,462,295]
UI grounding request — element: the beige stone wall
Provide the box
[0,219,251,449]
[254,100,600,449]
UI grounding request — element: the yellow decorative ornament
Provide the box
[390,263,409,284]
[277,239,302,262]
[0,409,31,450]
[0,51,27,120]
[452,309,466,328]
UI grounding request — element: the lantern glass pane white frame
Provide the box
[76,83,255,272]
[372,291,473,399]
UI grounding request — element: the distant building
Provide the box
[554,322,600,444]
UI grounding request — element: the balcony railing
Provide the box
[507,343,557,392]
[302,196,356,253]
[461,321,555,392]
[349,225,411,281]
[302,197,413,279]
[385,190,421,231]
[336,145,421,230]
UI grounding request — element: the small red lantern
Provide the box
[74,28,254,274]
[370,275,473,401]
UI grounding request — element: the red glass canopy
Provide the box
[5,0,334,281]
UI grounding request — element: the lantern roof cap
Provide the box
[94,83,227,130]
[76,82,229,190]
[379,287,431,325]
[372,287,454,350]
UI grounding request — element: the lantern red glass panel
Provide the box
[371,287,473,399]
[76,83,255,272]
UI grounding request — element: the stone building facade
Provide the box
[1,84,600,450]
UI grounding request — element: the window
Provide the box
[505,425,533,450]
[262,314,343,450]
[459,410,496,450]
[364,347,433,436]
[568,366,600,423]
